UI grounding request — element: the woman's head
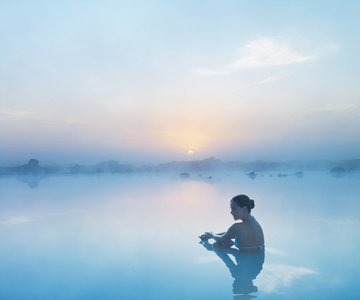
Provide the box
[231,194,255,213]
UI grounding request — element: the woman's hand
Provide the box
[199,232,214,241]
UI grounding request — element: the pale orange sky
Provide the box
[1,1,360,164]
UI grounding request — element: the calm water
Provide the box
[0,171,359,299]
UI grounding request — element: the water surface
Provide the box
[0,171,359,299]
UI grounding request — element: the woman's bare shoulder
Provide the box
[231,222,245,230]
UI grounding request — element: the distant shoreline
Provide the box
[1,157,359,176]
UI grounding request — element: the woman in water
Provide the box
[199,194,264,252]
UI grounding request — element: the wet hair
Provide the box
[231,194,255,213]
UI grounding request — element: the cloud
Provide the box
[266,247,287,255]
[257,264,317,293]
[315,217,357,226]
[258,76,282,84]
[193,68,230,75]
[0,108,90,128]
[0,217,32,225]
[314,103,355,112]
[0,109,32,119]
[231,38,314,69]
[194,38,314,75]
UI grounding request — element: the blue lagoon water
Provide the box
[0,171,359,299]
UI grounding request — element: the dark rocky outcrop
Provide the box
[330,166,346,178]
[14,159,43,174]
[157,157,223,172]
[295,171,304,178]
[248,172,257,179]
[179,172,190,178]
[330,167,346,173]
[95,160,133,173]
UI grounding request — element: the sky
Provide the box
[1,0,360,165]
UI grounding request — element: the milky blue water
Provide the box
[0,171,359,299]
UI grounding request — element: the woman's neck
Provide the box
[241,214,252,222]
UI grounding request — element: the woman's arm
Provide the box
[200,232,221,241]
[200,224,237,243]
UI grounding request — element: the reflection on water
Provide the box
[6,167,357,190]
[0,171,360,299]
[17,175,42,188]
[200,241,264,298]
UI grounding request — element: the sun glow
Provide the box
[187,150,194,155]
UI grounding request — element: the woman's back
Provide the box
[234,216,264,250]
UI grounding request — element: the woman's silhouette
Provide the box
[200,194,264,253]
[199,194,265,297]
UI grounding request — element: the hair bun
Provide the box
[250,199,255,209]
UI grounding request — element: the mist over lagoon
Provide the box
[1,156,359,188]
[1,166,359,299]
[1,156,359,299]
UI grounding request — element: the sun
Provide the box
[187,150,194,155]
